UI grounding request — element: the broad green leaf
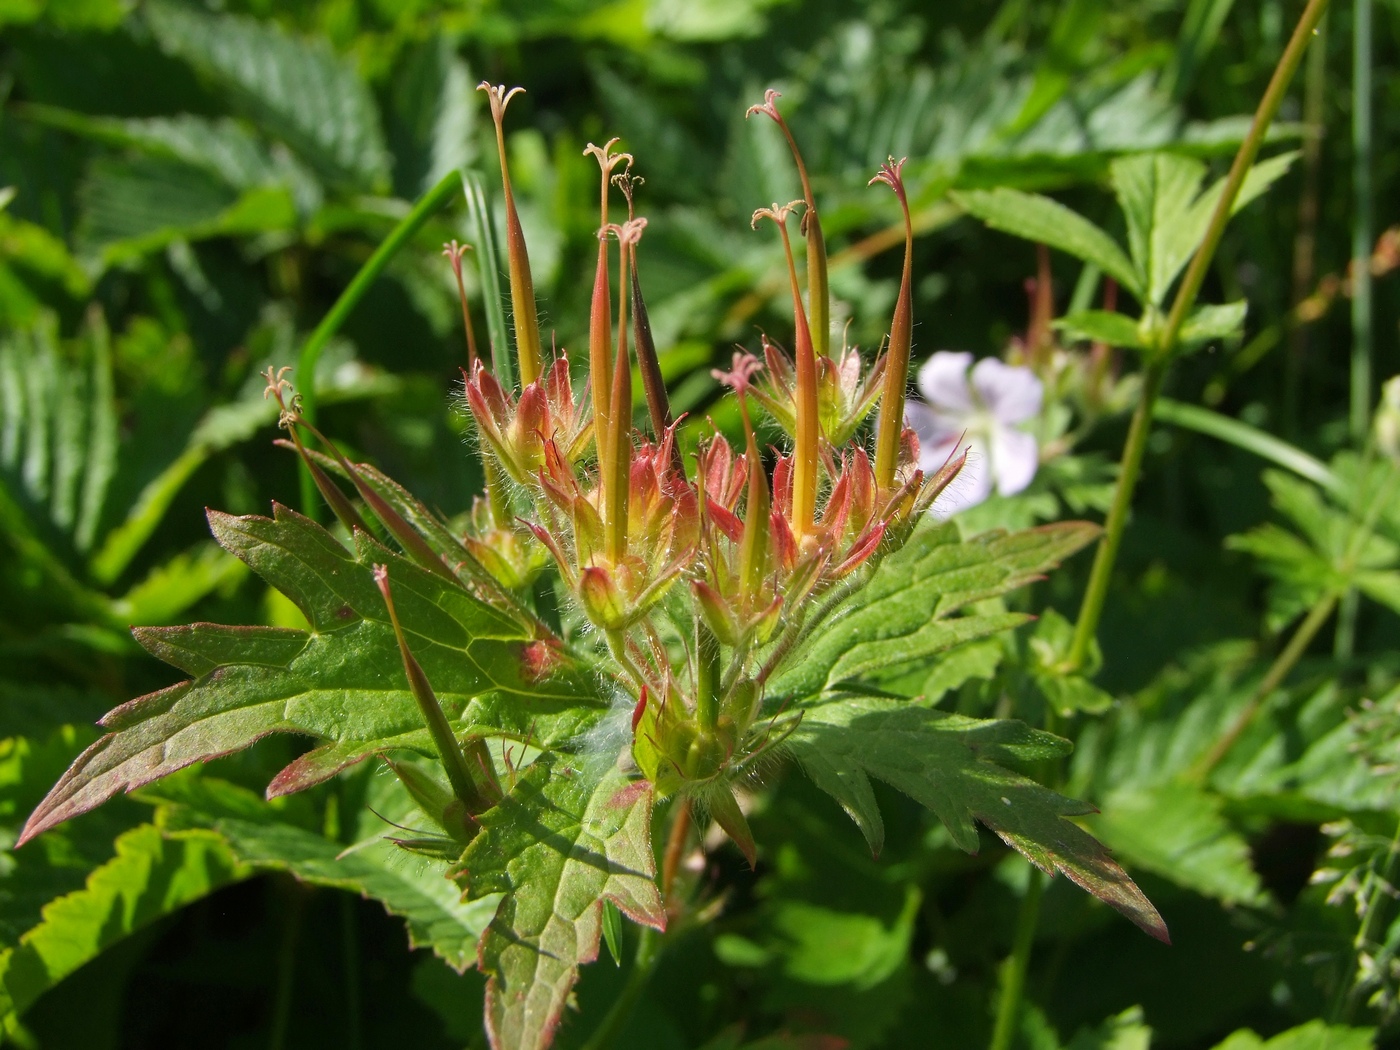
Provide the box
[156,776,496,971]
[458,754,665,1050]
[1178,300,1247,349]
[1055,309,1149,350]
[78,155,234,249]
[1029,609,1112,714]
[0,211,91,323]
[1210,1022,1375,1050]
[20,506,605,844]
[388,37,477,198]
[1112,150,1297,306]
[0,823,245,1027]
[773,521,1099,701]
[1085,783,1265,905]
[1110,152,1207,307]
[0,728,138,944]
[78,154,297,265]
[1037,673,1114,716]
[952,189,1142,298]
[144,0,390,190]
[917,636,1004,702]
[786,695,1167,941]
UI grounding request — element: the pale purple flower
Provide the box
[904,352,1042,509]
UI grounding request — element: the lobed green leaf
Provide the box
[773,521,1099,701]
[458,754,666,1050]
[952,188,1142,298]
[20,506,606,844]
[786,695,1168,941]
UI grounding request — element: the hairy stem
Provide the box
[661,798,693,905]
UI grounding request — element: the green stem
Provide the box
[1160,0,1332,354]
[988,867,1046,1050]
[296,169,462,516]
[1064,360,1166,672]
[1285,11,1329,435]
[1190,588,1339,782]
[1351,0,1374,442]
[579,927,661,1050]
[1066,0,1331,673]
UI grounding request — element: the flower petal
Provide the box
[905,401,962,459]
[916,352,974,412]
[950,438,994,508]
[970,357,1042,423]
[990,423,1038,496]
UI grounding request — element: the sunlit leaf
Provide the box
[952,188,1142,298]
[143,0,390,190]
[458,754,665,1050]
[0,823,245,1028]
[774,521,1099,701]
[21,505,605,844]
[786,694,1168,941]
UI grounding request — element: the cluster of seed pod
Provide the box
[273,83,966,862]
[442,84,967,859]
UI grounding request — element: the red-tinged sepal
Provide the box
[831,521,886,579]
[462,358,589,484]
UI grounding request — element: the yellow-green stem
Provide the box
[1067,0,1330,672]
[776,219,818,538]
[1190,589,1339,782]
[1159,0,1332,353]
[874,169,914,490]
[696,621,721,731]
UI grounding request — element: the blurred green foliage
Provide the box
[1,0,1398,1047]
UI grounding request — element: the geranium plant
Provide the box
[19,83,1169,1049]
